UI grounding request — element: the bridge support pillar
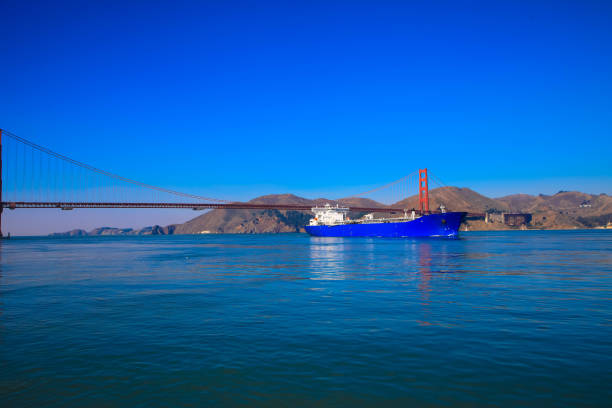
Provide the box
[418,168,429,214]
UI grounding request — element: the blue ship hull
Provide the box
[304,212,465,238]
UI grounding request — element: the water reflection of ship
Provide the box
[417,242,433,301]
[414,242,434,326]
[308,237,347,280]
[415,240,466,326]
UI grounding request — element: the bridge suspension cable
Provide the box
[1,129,231,204]
[344,170,419,205]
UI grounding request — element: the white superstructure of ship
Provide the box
[308,203,420,227]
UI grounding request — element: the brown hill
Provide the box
[247,193,313,206]
[496,191,612,229]
[174,194,318,234]
[494,193,541,212]
[337,197,387,208]
[393,186,509,213]
[498,191,612,214]
[173,208,312,234]
[172,193,393,234]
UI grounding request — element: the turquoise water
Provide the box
[1,231,611,407]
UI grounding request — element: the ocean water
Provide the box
[0,231,611,407]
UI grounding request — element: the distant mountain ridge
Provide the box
[50,225,176,237]
[495,191,612,229]
[49,188,612,236]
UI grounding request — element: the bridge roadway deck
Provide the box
[1,202,484,218]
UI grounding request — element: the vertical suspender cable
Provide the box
[30,147,34,202]
[22,143,25,202]
[12,137,16,202]
[39,149,42,202]
[55,154,58,202]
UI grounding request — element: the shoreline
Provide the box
[2,227,610,238]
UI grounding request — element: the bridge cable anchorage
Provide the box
[1,129,232,204]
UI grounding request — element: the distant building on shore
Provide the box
[486,212,532,226]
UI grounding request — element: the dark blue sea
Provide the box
[1,231,611,407]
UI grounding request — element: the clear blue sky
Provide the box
[1,1,611,234]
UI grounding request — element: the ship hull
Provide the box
[304,212,465,238]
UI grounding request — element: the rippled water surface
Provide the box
[1,231,611,407]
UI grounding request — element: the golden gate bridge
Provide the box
[0,128,481,236]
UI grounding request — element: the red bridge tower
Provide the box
[419,168,429,214]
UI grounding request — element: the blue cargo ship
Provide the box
[304,204,465,238]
